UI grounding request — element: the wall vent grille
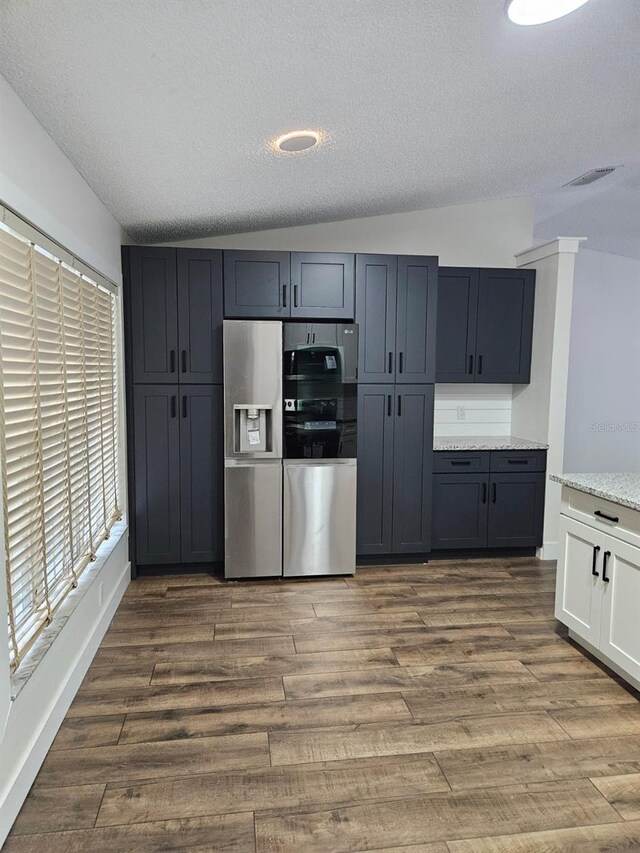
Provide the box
[563,167,616,188]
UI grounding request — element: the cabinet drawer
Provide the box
[561,487,640,550]
[433,451,490,473]
[490,450,546,472]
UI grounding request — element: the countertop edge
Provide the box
[551,473,640,513]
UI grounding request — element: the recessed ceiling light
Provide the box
[273,130,321,153]
[506,0,590,25]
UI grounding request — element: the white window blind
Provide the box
[0,222,121,670]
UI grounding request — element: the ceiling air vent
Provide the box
[563,167,616,188]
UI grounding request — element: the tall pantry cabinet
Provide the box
[123,247,224,572]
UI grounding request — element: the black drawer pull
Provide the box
[169,349,176,373]
[182,395,188,418]
[451,460,472,466]
[602,550,611,583]
[388,352,393,374]
[492,482,497,503]
[507,459,528,465]
[481,482,487,504]
[399,352,404,374]
[170,395,177,418]
[591,545,600,577]
[468,354,473,375]
[478,354,483,375]
[282,284,287,307]
[397,395,402,417]
[387,394,392,417]
[594,510,619,524]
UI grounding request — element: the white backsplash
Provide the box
[434,384,513,437]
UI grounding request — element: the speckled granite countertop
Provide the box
[433,435,549,451]
[550,473,640,512]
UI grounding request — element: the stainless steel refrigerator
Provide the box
[223,319,357,578]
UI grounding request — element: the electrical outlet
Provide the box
[98,581,104,608]
[457,405,466,421]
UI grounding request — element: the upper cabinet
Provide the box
[223,251,355,320]
[436,267,535,384]
[127,246,223,384]
[356,253,437,384]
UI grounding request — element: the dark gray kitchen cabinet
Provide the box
[177,249,224,383]
[179,385,224,562]
[392,384,435,552]
[290,252,355,319]
[223,250,290,318]
[356,385,395,554]
[432,473,489,549]
[487,472,546,548]
[129,248,178,383]
[133,385,181,564]
[356,254,437,384]
[435,268,479,382]
[435,267,535,384]
[475,269,535,383]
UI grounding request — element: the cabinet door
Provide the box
[395,256,438,383]
[223,250,290,318]
[133,385,181,564]
[475,269,535,383]
[392,384,434,553]
[432,474,489,550]
[599,537,640,683]
[180,386,224,563]
[129,247,178,383]
[355,254,398,383]
[177,249,223,383]
[435,267,479,383]
[290,252,355,319]
[487,472,545,548]
[356,385,395,555]
[555,516,605,645]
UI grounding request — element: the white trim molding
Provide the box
[515,237,586,265]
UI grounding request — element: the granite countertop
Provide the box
[433,435,549,452]
[550,473,640,512]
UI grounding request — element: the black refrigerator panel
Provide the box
[283,323,358,459]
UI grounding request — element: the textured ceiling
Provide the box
[0,0,639,245]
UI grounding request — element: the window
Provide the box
[0,219,121,670]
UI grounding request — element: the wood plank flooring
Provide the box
[6,557,640,852]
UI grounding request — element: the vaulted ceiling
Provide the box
[1,0,638,250]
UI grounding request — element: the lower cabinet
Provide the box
[556,511,640,685]
[357,384,434,555]
[431,451,546,551]
[133,384,223,566]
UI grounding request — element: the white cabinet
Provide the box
[556,489,640,689]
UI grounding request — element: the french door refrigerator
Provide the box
[223,320,357,578]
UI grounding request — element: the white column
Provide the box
[512,237,584,560]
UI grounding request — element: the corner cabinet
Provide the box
[555,488,640,689]
[436,267,535,384]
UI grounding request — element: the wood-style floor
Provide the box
[6,558,640,852]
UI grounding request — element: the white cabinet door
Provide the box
[555,515,605,645]
[599,536,640,683]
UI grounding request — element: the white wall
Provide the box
[564,249,640,473]
[0,74,130,843]
[166,196,534,269]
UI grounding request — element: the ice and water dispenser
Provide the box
[233,405,272,453]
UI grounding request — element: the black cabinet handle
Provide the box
[387,394,392,416]
[169,350,176,373]
[399,352,404,374]
[282,284,287,308]
[508,459,528,465]
[492,482,497,503]
[468,354,474,375]
[478,355,483,375]
[388,352,393,374]
[182,395,188,418]
[602,550,611,583]
[451,460,472,466]
[591,545,600,577]
[594,510,619,524]
[312,332,316,343]
[181,350,187,373]
[481,482,487,503]
[170,395,176,418]
[397,395,402,417]
[294,284,299,307]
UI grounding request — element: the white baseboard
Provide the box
[568,629,640,693]
[537,541,558,561]
[0,530,129,844]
